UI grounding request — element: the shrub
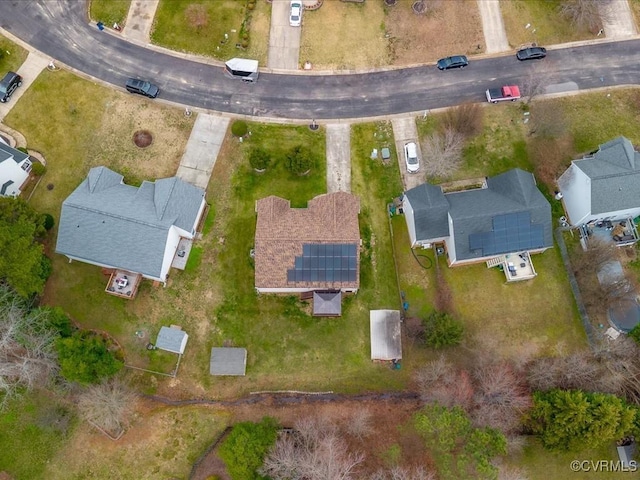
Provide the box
[249,147,271,170]
[423,311,464,348]
[630,324,640,345]
[285,145,314,175]
[38,305,75,337]
[219,417,279,480]
[56,331,123,384]
[40,213,55,230]
[31,161,46,176]
[231,120,248,137]
[17,146,28,154]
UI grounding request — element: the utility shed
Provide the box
[156,326,188,354]
[370,310,402,360]
[313,291,342,316]
[210,347,247,376]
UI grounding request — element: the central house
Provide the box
[254,192,360,294]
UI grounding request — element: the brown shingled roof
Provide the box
[255,192,361,290]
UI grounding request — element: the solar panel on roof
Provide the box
[287,243,358,284]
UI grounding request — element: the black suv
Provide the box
[125,78,159,98]
[0,71,22,103]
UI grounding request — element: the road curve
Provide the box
[1,1,640,120]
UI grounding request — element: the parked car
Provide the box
[404,142,420,173]
[516,46,547,61]
[0,71,22,103]
[437,55,468,71]
[290,1,302,27]
[125,78,159,98]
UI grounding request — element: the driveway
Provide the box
[600,0,637,38]
[121,0,160,44]
[326,124,350,193]
[391,117,423,191]
[0,52,49,122]
[267,0,301,70]
[477,0,510,53]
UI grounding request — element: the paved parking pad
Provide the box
[391,117,423,191]
[268,0,301,70]
[326,123,351,193]
[0,52,49,122]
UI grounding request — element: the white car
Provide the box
[404,142,420,173]
[290,1,302,27]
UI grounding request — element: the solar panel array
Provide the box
[468,212,545,256]
[287,243,357,283]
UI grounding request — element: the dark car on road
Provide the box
[125,78,159,98]
[516,46,547,61]
[437,55,469,70]
[0,71,22,103]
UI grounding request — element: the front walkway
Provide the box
[601,0,637,38]
[176,114,229,189]
[326,123,351,193]
[121,0,160,44]
[0,52,49,122]
[477,0,510,53]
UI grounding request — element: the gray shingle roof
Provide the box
[405,169,553,261]
[312,291,342,316]
[403,183,449,240]
[0,142,29,165]
[572,137,640,215]
[156,326,188,354]
[56,166,205,280]
[210,347,247,376]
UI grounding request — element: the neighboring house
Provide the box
[0,139,31,197]
[558,137,640,228]
[254,191,360,293]
[403,168,553,279]
[56,166,206,284]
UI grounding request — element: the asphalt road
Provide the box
[1,1,639,120]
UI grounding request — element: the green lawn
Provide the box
[151,0,271,63]
[89,0,131,26]
[500,0,597,48]
[0,34,29,74]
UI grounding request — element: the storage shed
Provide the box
[155,326,189,355]
[210,347,247,376]
[313,291,342,316]
[370,310,402,360]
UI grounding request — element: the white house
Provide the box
[0,139,31,197]
[557,137,640,227]
[56,166,206,284]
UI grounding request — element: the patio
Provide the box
[171,237,193,270]
[105,270,141,299]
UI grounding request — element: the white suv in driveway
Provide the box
[404,142,420,173]
[290,1,302,27]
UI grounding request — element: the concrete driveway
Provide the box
[326,124,350,193]
[601,0,637,38]
[392,117,423,191]
[267,0,301,70]
[0,52,49,122]
[477,0,510,53]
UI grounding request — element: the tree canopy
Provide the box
[0,197,51,297]
[423,311,464,348]
[56,331,123,384]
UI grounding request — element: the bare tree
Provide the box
[415,356,474,410]
[0,287,58,409]
[370,466,436,480]
[78,378,136,438]
[572,236,617,276]
[521,63,555,104]
[421,128,465,177]
[443,102,484,139]
[559,0,605,33]
[472,362,532,433]
[261,416,365,480]
[529,101,567,138]
[345,408,373,440]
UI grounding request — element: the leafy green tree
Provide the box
[285,145,314,175]
[414,404,506,480]
[0,197,51,297]
[37,306,75,337]
[56,331,123,384]
[527,390,639,451]
[423,311,464,348]
[629,324,640,345]
[219,417,279,480]
[249,147,271,170]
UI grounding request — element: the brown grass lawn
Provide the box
[501,0,597,48]
[300,0,389,69]
[386,0,485,64]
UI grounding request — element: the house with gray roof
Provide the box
[558,137,640,228]
[403,169,553,277]
[56,166,206,284]
[0,139,32,197]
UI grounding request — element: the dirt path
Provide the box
[477,0,510,53]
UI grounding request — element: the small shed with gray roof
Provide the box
[313,291,342,316]
[370,310,402,361]
[210,347,247,376]
[156,326,189,354]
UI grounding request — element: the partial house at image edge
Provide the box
[558,136,640,227]
[254,191,361,293]
[0,140,32,197]
[56,166,206,283]
[403,168,553,266]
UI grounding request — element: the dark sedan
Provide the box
[437,55,469,70]
[516,46,547,61]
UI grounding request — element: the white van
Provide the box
[224,58,260,83]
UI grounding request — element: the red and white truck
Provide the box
[485,85,521,103]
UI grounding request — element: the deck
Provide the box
[583,218,639,247]
[105,270,141,299]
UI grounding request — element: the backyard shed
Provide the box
[313,291,342,316]
[155,326,188,354]
[210,347,247,376]
[370,310,402,361]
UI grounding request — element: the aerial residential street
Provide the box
[1,0,639,119]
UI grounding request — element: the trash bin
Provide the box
[97,21,105,31]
